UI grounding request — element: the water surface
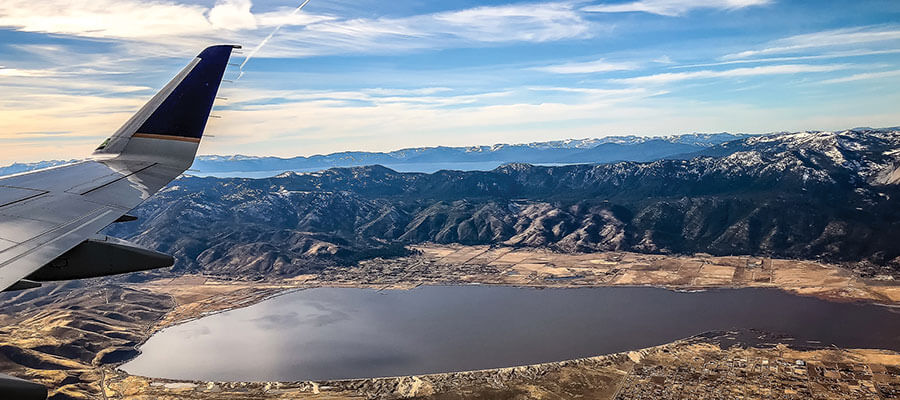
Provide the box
[123,286,900,381]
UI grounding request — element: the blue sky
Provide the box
[0,0,899,162]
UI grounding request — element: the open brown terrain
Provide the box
[0,283,173,399]
[320,244,900,304]
[99,332,900,399]
[2,244,900,399]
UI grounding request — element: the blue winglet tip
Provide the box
[134,45,240,140]
[198,44,241,60]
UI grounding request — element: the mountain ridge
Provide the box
[189,132,751,173]
[102,128,900,279]
[0,133,749,177]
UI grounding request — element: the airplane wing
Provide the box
[0,44,239,293]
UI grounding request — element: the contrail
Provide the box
[237,0,312,78]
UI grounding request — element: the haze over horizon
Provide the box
[1,0,899,163]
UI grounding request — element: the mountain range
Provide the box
[191,133,749,174]
[99,128,900,279]
[0,133,750,178]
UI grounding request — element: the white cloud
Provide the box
[0,0,594,58]
[534,58,638,74]
[674,49,900,69]
[224,87,516,109]
[0,91,144,160]
[583,0,770,16]
[2,0,896,164]
[2,80,898,163]
[614,64,849,85]
[362,87,454,96]
[820,69,900,84]
[253,2,593,58]
[528,86,648,95]
[208,0,258,31]
[195,84,900,159]
[200,91,655,155]
[527,86,669,101]
[0,67,154,93]
[0,67,55,77]
[431,3,590,43]
[0,0,214,39]
[724,26,900,59]
[254,8,335,27]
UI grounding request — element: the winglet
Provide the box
[134,45,237,141]
[94,45,240,167]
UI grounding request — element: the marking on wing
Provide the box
[0,186,47,208]
[77,163,157,195]
[0,238,17,252]
[132,133,202,143]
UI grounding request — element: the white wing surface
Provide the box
[0,45,239,292]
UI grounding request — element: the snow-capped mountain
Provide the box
[187,132,753,175]
[698,128,900,185]
[0,132,753,177]
[0,160,76,177]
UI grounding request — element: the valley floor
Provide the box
[2,244,900,399]
[322,244,900,304]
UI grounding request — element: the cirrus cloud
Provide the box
[724,26,900,59]
[0,0,595,58]
[583,0,771,17]
[613,64,850,85]
[534,58,638,74]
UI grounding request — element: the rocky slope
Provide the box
[0,282,173,399]
[103,129,900,278]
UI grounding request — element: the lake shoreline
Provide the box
[104,327,900,399]
[121,284,900,382]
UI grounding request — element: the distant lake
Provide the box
[189,162,572,178]
[122,286,900,382]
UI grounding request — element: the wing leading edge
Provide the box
[0,45,239,294]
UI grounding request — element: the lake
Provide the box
[122,285,900,381]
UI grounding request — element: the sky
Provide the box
[0,0,899,163]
